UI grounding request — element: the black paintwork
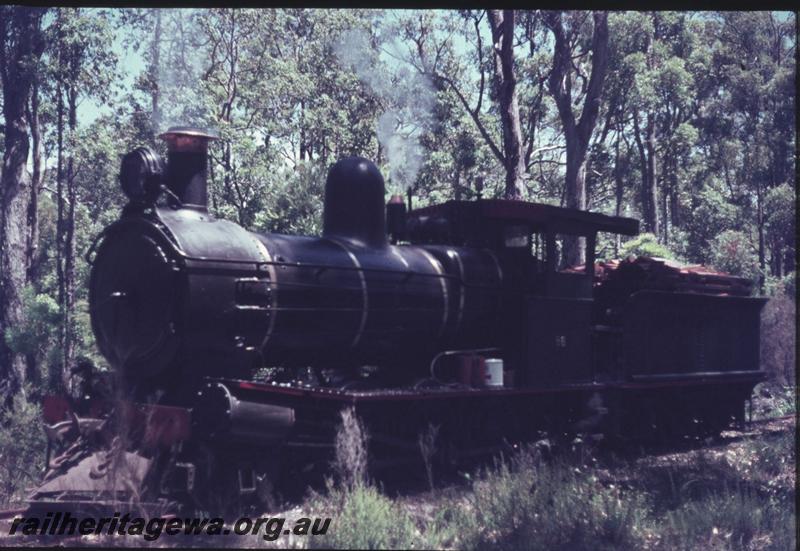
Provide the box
[89,149,766,421]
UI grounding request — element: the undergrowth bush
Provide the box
[752,382,796,420]
[332,407,369,492]
[755,430,795,472]
[621,233,678,260]
[310,408,443,549]
[308,485,461,549]
[308,485,426,550]
[738,430,796,496]
[456,447,650,550]
[307,408,793,550]
[760,291,796,385]
[661,485,794,551]
[0,390,47,506]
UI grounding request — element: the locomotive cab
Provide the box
[406,199,640,386]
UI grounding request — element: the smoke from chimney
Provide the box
[334,28,436,194]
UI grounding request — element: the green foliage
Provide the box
[251,162,325,236]
[455,448,650,550]
[760,291,796,384]
[752,428,795,476]
[3,286,60,358]
[308,408,430,549]
[50,7,119,99]
[602,11,795,282]
[763,183,796,273]
[303,422,796,551]
[681,177,739,263]
[3,286,61,387]
[621,232,677,260]
[662,485,794,551]
[0,391,47,506]
[752,383,796,420]
[766,271,796,299]
[72,298,107,371]
[709,230,760,281]
[309,485,424,550]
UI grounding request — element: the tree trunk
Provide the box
[0,6,46,402]
[63,83,78,391]
[299,100,306,161]
[645,113,659,238]
[54,7,80,391]
[613,130,624,257]
[633,110,659,236]
[669,164,680,229]
[545,11,610,266]
[453,164,460,201]
[56,76,65,315]
[26,78,42,284]
[562,133,588,266]
[756,186,766,292]
[24,74,43,388]
[661,162,669,243]
[151,9,162,138]
[55,9,69,391]
[487,10,524,199]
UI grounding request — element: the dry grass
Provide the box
[418,423,439,492]
[0,392,46,507]
[331,407,369,493]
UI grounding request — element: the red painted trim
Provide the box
[222,373,763,404]
[118,402,192,446]
[42,395,73,424]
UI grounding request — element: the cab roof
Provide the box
[410,199,639,236]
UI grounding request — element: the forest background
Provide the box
[0,8,795,428]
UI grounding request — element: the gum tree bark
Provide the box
[632,109,659,236]
[487,10,525,199]
[545,11,609,266]
[0,6,46,402]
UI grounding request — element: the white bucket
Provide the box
[484,358,504,387]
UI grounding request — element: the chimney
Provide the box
[159,126,218,210]
[386,194,406,244]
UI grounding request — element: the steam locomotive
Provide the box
[33,127,766,513]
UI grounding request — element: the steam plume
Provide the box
[154,9,209,133]
[334,28,436,192]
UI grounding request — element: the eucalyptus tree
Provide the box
[486,10,525,199]
[517,11,560,199]
[47,8,118,390]
[0,6,48,401]
[397,10,551,200]
[544,10,610,265]
[711,12,795,286]
[605,13,703,243]
[191,8,382,230]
